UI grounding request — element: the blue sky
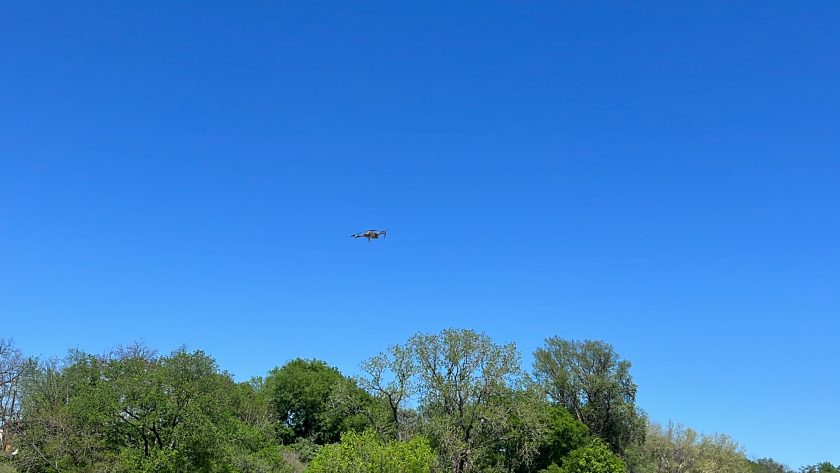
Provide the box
[2,1,838,468]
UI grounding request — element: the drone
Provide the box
[351,229,387,241]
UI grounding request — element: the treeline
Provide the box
[0,332,835,473]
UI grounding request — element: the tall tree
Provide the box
[0,340,30,455]
[265,358,367,444]
[357,344,416,440]
[534,338,643,453]
[15,346,290,473]
[484,386,559,473]
[410,329,544,473]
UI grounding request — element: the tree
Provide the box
[695,432,750,473]
[800,464,840,473]
[410,329,545,473]
[14,345,291,473]
[749,458,791,473]
[555,440,627,473]
[629,421,750,473]
[530,406,590,472]
[482,385,562,473]
[14,352,111,472]
[534,338,644,453]
[265,358,366,444]
[0,340,31,456]
[356,344,416,440]
[305,430,435,473]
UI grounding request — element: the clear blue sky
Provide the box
[2,1,838,468]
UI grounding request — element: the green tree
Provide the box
[695,432,750,473]
[265,358,367,444]
[329,376,400,445]
[534,338,644,453]
[749,458,791,473]
[800,463,840,473]
[557,440,626,473]
[305,430,435,473]
[15,346,290,473]
[531,406,590,472]
[410,329,545,473]
[481,385,558,473]
[1,339,32,458]
[629,421,750,473]
[15,353,113,472]
[356,344,416,440]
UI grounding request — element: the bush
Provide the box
[306,431,435,473]
[285,438,322,463]
[557,440,626,473]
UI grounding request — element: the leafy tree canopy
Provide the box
[265,358,368,444]
[531,406,590,472]
[628,421,751,473]
[534,338,644,454]
[800,463,840,473]
[750,457,792,473]
[410,329,539,473]
[15,345,290,473]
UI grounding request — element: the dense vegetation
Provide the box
[0,333,834,473]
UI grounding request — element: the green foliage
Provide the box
[4,333,830,473]
[480,385,559,473]
[411,329,541,473]
[557,440,627,473]
[305,430,435,473]
[329,376,396,441]
[355,344,417,440]
[534,338,644,454]
[265,359,367,444]
[1,338,32,461]
[629,421,750,473]
[531,406,590,472]
[800,463,840,473]
[284,438,322,463]
[15,346,290,473]
[749,458,792,473]
[230,446,293,473]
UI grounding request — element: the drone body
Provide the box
[351,229,387,241]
